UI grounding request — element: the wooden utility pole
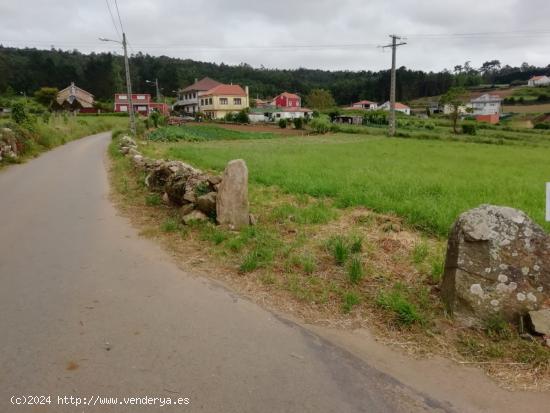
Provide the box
[382,35,406,136]
[122,32,136,136]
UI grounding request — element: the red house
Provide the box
[272,92,301,108]
[114,93,170,116]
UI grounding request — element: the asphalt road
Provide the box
[0,132,452,412]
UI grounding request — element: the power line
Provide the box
[105,0,121,40]
[114,0,125,34]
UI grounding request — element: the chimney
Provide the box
[195,78,198,83]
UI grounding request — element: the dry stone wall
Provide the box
[118,135,251,229]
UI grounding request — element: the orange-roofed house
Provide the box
[199,84,250,119]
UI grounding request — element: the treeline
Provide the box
[0,46,549,104]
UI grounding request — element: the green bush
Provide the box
[11,102,28,124]
[234,109,250,124]
[278,118,287,128]
[309,115,331,134]
[376,285,424,326]
[462,124,477,135]
[293,117,303,130]
[534,122,550,130]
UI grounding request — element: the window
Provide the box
[234,98,242,105]
[220,98,228,105]
[201,99,205,106]
[137,95,146,100]
[209,98,213,105]
[119,95,127,100]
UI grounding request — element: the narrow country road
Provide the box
[0,132,474,412]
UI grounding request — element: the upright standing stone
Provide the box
[216,159,249,230]
[441,204,550,326]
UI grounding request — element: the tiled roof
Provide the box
[278,92,300,100]
[353,100,377,105]
[203,84,247,96]
[181,77,222,92]
[530,75,549,81]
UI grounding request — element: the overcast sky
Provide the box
[1,0,549,72]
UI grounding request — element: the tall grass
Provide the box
[160,133,550,235]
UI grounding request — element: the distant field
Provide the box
[144,129,550,235]
[503,104,550,113]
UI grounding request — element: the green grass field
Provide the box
[142,125,550,236]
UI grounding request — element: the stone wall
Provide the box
[118,135,250,230]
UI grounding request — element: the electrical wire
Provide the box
[104,0,121,40]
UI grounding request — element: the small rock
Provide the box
[162,192,170,204]
[179,203,194,218]
[207,175,222,185]
[196,192,217,215]
[182,210,208,224]
[528,309,550,336]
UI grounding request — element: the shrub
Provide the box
[534,122,550,130]
[150,111,161,128]
[278,118,287,128]
[309,115,331,134]
[462,124,477,135]
[234,109,250,124]
[224,112,235,122]
[293,117,303,130]
[11,102,28,124]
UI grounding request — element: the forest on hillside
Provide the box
[1,46,549,104]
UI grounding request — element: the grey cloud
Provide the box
[0,0,549,71]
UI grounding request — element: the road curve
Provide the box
[0,133,451,412]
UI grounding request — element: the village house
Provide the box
[527,75,550,87]
[55,82,95,113]
[173,77,222,115]
[271,92,301,108]
[114,93,169,116]
[379,101,411,115]
[470,93,502,124]
[199,84,250,119]
[249,107,313,123]
[350,100,378,110]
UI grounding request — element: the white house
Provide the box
[528,75,550,87]
[379,101,411,115]
[249,107,313,123]
[470,94,502,115]
[351,100,378,110]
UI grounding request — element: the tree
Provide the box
[305,89,336,110]
[33,87,58,109]
[440,87,467,134]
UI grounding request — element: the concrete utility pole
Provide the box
[146,78,161,102]
[100,34,136,136]
[382,35,406,136]
[122,33,136,136]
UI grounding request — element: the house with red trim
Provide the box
[272,92,301,108]
[173,77,223,115]
[114,93,169,116]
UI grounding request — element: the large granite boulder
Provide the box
[441,205,550,325]
[216,159,249,230]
